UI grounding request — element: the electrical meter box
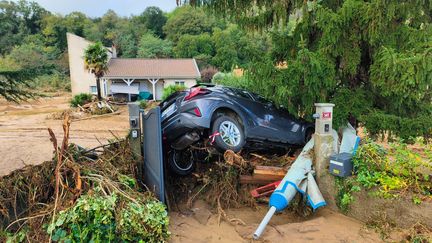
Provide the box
[314,103,335,135]
[329,152,353,177]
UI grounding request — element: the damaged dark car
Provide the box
[160,84,314,175]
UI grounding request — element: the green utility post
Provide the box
[313,103,338,209]
[128,102,143,179]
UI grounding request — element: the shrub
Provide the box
[212,72,248,89]
[139,100,148,109]
[162,85,186,100]
[70,93,92,107]
[48,192,170,242]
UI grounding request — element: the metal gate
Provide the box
[141,107,165,203]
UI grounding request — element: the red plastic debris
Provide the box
[250,180,282,198]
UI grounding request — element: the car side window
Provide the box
[230,88,254,100]
[251,93,270,104]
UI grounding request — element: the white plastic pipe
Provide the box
[253,206,276,239]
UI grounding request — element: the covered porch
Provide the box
[101,77,164,101]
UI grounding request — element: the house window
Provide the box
[90,86,97,94]
[175,81,185,86]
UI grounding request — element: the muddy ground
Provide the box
[0,94,412,242]
[169,200,382,242]
[0,93,129,176]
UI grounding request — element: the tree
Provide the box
[190,0,432,140]
[84,42,108,100]
[116,33,138,57]
[136,6,167,38]
[163,6,215,43]
[137,33,173,58]
[174,33,214,67]
[0,0,47,55]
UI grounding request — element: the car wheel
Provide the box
[211,115,245,153]
[167,149,195,175]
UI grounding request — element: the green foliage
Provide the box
[194,0,432,139]
[84,41,108,99]
[70,93,92,107]
[174,33,214,59]
[33,72,71,92]
[84,41,109,78]
[213,72,248,89]
[0,0,48,55]
[335,177,360,213]
[48,192,170,242]
[137,33,173,58]
[117,200,170,242]
[163,6,215,43]
[361,112,432,143]
[162,85,186,100]
[49,193,118,242]
[353,140,431,199]
[334,140,431,212]
[136,6,167,38]
[0,67,47,102]
[138,100,148,109]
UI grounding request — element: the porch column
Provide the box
[149,78,159,101]
[122,78,135,102]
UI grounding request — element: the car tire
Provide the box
[167,149,195,176]
[211,114,245,153]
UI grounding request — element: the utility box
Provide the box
[329,152,353,177]
[314,103,335,135]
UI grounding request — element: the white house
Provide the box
[66,33,200,101]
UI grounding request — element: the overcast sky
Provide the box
[12,0,178,17]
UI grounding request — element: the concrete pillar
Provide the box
[128,103,143,180]
[313,103,338,209]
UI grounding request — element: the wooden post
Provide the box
[128,102,143,179]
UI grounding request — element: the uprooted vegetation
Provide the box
[166,149,312,224]
[336,139,432,212]
[0,115,169,242]
[49,99,119,120]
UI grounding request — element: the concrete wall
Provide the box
[67,33,112,96]
[67,33,97,96]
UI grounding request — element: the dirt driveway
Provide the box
[0,94,129,176]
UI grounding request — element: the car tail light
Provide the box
[184,87,210,101]
[193,107,202,117]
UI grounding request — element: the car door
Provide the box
[249,93,302,143]
[271,106,305,144]
[234,91,283,142]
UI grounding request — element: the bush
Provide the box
[162,85,186,100]
[212,72,248,89]
[48,192,170,242]
[70,93,93,107]
[139,100,148,109]
[33,72,71,92]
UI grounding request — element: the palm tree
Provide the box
[84,42,108,100]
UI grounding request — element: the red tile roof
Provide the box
[104,58,200,79]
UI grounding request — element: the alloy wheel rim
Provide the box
[219,120,241,146]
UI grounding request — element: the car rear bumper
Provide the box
[162,112,209,143]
